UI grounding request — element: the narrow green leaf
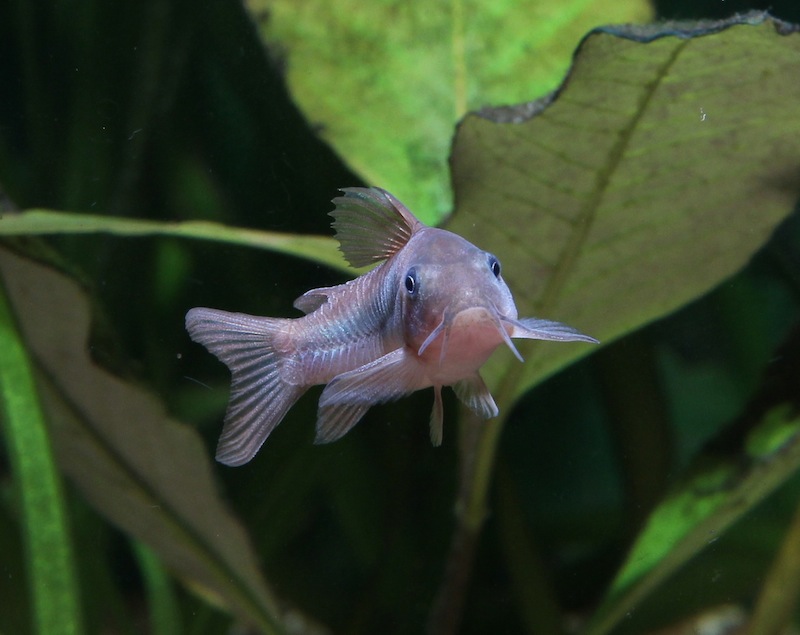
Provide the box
[586,408,800,635]
[0,247,290,634]
[133,541,182,635]
[0,269,82,634]
[246,0,652,222]
[0,209,352,274]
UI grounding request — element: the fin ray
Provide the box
[316,347,423,442]
[314,403,371,444]
[330,187,424,268]
[185,307,306,466]
[507,316,599,344]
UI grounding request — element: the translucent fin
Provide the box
[315,347,423,443]
[330,187,424,268]
[293,272,383,316]
[429,386,444,446]
[506,316,599,344]
[313,402,371,445]
[453,374,499,419]
[293,287,331,314]
[185,307,306,466]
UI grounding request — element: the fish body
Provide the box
[186,188,597,465]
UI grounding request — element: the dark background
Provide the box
[1,0,800,633]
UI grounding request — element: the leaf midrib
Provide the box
[498,36,690,407]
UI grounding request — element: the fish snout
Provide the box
[449,305,502,328]
[415,304,523,365]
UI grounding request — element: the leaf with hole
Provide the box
[447,13,800,406]
[246,0,651,222]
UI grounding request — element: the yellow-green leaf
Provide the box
[448,13,800,406]
[246,0,652,223]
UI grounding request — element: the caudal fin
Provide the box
[185,307,305,466]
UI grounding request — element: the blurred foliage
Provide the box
[245,0,651,222]
[1,2,800,635]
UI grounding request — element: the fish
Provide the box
[186,187,597,466]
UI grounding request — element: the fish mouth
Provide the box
[416,304,525,363]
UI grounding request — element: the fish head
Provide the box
[397,227,521,367]
[329,187,597,375]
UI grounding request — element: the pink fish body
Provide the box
[186,188,597,465]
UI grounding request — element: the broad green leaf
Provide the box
[0,266,82,635]
[0,209,352,274]
[0,248,296,634]
[246,0,651,223]
[448,13,800,405]
[437,13,800,621]
[586,406,800,635]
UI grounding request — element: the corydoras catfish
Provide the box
[186,187,597,466]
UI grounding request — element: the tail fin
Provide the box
[185,307,306,466]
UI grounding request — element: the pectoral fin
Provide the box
[509,317,599,344]
[453,374,499,419]
[316,347,424,443]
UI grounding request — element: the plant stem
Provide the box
[427,403,514,634]
[593,332,672,533]
[496,463,565,635]
[747,497,800,635]
[426,506,480,635]
[427,348,531,634]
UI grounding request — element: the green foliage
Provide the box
[449,15,800,398]
[1,2,800,635]
[0,211,351,274]
[0,262,82,635]
[589,411,800,635]
[0,249,285,633]
[247,0,652,222]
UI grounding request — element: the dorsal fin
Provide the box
[330,187,424,268]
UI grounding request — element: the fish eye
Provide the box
[488,254,501,278]
[404,268,418,295]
